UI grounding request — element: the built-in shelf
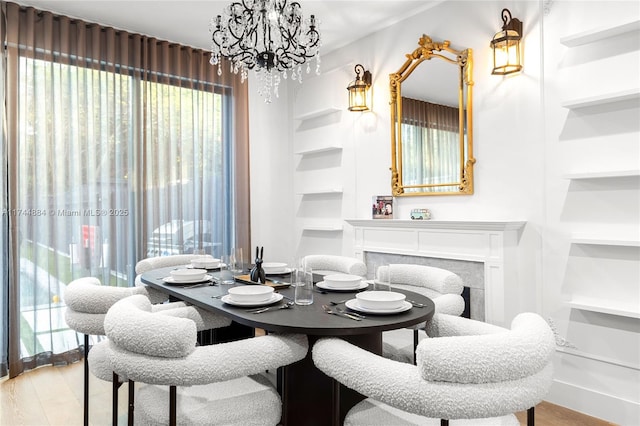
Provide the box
[294,107,342,121]
[571,235,640,247]
[297,188,343,195]
[561,88,640,109]
[301,224,344,232]
[565,297,640,319]
[295,144,343,155]
[560,19,640,47]
[563,169,640,179]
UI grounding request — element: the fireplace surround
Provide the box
[345,219,526,326]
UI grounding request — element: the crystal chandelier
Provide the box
[210,0,321,103]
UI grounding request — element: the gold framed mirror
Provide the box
[390,35,475,196]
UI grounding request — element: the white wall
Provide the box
[248,79,295,264]
[248,0,639,423]
[540,1,640,423]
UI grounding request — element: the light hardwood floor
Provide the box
[1,361,618,426]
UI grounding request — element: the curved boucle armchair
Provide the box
[312,312,555,426]
[64,276,150,425]
[105,294,309,425]
[64,276,231,425]
[134,254,207,303]
[378,264,465,363]
[303,254,367,276]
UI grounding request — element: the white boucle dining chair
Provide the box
[104,294,309,426]
[377,264,465,364]
[312,312,555,426]
[64,276,231,425]
[134,254,207,303]
[64,277,154,426]
[302,254,367,276]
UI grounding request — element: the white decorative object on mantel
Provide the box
[344,219,527,326]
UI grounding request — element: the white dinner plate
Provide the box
[265,267,293,275]
[221,293,283,307]
[316,281,369,292]
[345,299,412,314]
[185,263,224,270]
[163,274,213,285]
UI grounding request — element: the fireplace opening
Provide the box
[364,252,484,321]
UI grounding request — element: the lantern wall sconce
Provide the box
[347,64,372,111]
[490,8,523,75]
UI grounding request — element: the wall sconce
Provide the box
[347,64,372,111]
[490,8,523,75]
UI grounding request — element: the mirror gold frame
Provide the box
[390,35,475,196]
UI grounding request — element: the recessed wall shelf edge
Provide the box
[565,297,640,319]
[297,188,343,195]
[561,88,640,109]
[571,235,640,247]
[560,19,640,47]
[294,107,342,121]
[302,224,344,232]
[295,144,343,155]
[563,169,640,179]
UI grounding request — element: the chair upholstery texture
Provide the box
[134,254,207,303]
[303,254,367,276]
[64,277,150,335]
[312,312,555,424]
[377,264,465,316]
[379,264,466,363]
[66,276,231,381]
[104,294,309,425]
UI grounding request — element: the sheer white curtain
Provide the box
[1,2,249,378]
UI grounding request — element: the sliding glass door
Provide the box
[1,2,249,378]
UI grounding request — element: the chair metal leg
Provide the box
[128,380,135,426]
[112,372,119,426]
[331,378,340,426]
[83,334,89,426]
[413,329,419,365]
[441,420,449,426]
[169,385,177,426]
[527,406,535,426]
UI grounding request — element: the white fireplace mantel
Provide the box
[345,219,527,326]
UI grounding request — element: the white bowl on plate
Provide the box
[170,268,207,282]
[323,274,362,289]
[191,257,221,269]
[356,291,406,310]
[227,286,274,303]
[262,262,288,274]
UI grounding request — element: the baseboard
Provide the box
[548,379,639,425]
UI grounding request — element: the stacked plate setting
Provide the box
[317,274,368,291]
[262,262,289,274]
[345,291,412,314]
[222,286,282,307]
[168,268,209,283]
[190,256,221,269]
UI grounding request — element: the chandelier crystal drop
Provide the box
[210,0,321,103]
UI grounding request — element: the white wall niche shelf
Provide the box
[297,188,343,196]
[560,19,640,47]
[301,223,344,232]
[563,169,640,180]
[561,89,640,109]
[565,297,640,319]
[294,107,342,121]
[571,234,640,247]
[295,144,343,156]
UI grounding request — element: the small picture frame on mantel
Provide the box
[372,195,393,219]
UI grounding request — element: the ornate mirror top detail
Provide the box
[390,35,475,196]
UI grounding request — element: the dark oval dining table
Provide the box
[141,266,435,426]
